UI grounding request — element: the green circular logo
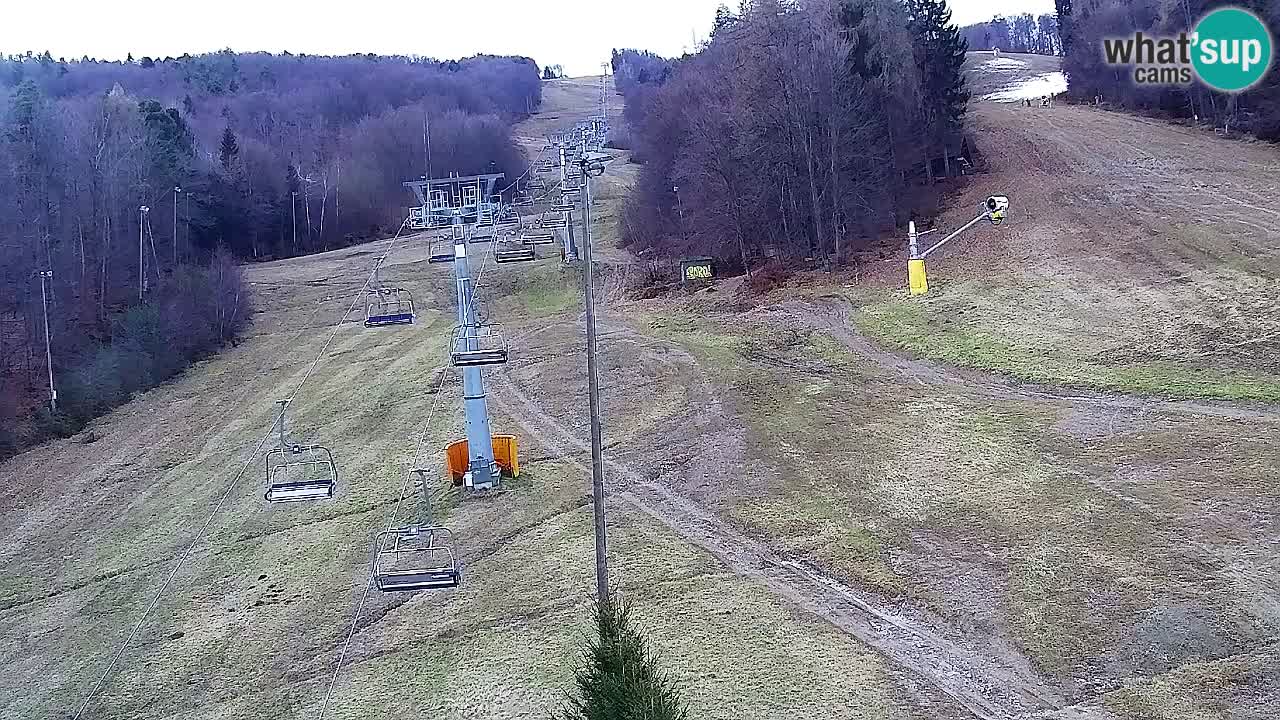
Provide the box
[1191,7,1273,92]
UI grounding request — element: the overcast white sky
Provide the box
[4,0,1056,77]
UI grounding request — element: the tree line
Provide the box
[960,14,1062,55]
[615,0,970,272]
[1059,0,1280,138]
[0,51,542,459]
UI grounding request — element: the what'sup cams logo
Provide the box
[1102,7,1274,92]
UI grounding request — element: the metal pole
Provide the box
[565,204,578,262]
[674,185,686,240]
[919,212,989,259]
[291,191,298,254]
[39,271,56,413]
[276,399,288,448]
[452,214,500,490]
[581,171,609,605]
[138,206,148,301]
[413,468,431,526]
[173,187,181,265]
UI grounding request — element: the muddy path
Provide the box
[764,295,1280,425]
[495,309,1085,720]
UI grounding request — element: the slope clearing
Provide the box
[3,62,1278,720]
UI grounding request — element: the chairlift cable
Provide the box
[283,218,412,408]
[72,217,415,719]
[316,363,456,720]
[71,423,278,720]
[497,143,552,196]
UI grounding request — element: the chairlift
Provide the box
[428,234,456,263]
[375,527,461,591]
[550,201,574,212]
[364,259,416,326]
[365,287,416,326]
[374,471,460,591]
[522,232,556,246]
[541,213,568,227]
[264,400,337,503]
[495,243,536,263]
[450,323,508,366]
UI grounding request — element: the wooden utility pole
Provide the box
[578,151,611,605]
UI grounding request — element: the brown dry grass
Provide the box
[850,55,1280,401]
[0,78,947,720]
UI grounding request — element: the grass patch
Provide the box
[637,302,1279,686]
[852,290,1280,401]
[507,264,581,319]
[1102,653,1260,720]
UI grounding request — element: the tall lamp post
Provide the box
[576,149,613,605]
[173,186,182,264]
[138,205,149,301]
[673,185,686,240]
[37,270,56,413]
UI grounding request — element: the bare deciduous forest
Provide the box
[959,13,1063,55]
[1060,0,1280,137]
[615,0,970,272]
[0,51,541,458]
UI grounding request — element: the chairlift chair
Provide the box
[495,243,536,263]
[450,323,509,366]
[364,259,416,326]
[364,286,416,326]
[374,526,461,591]
[264,401,337,503]
[550,201,574,212]
[541,213,568,227]
[522,232,556,246]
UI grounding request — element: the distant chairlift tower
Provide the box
[450,212,503,490]
[404,172,519,491]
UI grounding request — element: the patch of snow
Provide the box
[982,71,1068,103]
[981,58,1030,69]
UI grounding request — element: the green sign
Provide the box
[680,258,715,282]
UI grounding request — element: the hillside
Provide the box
[2,60,1279,720]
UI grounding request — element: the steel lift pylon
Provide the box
[448,213,503,490]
